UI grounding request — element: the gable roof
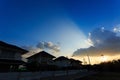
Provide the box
[0,41,28,54]
[69,58,82,64]
[27,51,55,59]
[54,56,69,61]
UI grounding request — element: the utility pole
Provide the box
[83,58,87,65]
[87,54,91,65]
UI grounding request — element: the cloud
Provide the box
[36,41,60,52]
[36,42,44,49]
[113,24,120,33]
[22,41,60,53]
[22,46,35,51]
[113,24,120,37]
[22,41,60,58]
[22,46,42,58]
[73,28,120,57]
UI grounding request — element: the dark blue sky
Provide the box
[0,0,120,56]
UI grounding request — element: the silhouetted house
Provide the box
[0,41,28,72]
[27,51,56,65]
[54,56,71,67]
[69,58,82,67]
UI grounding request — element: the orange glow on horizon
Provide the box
[100,55,108,62]
[72,54,120,65]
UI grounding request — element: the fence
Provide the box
[0,70,80,80]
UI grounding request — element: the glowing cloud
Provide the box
[73,28,120,64]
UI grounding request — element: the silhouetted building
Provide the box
[0,41,28,72]
[27,51,55,65]
[69,58,82,67]
[54,56,71,67]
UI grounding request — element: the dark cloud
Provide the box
[22,41,60,58]
[37,41,60,52]
[22,41,60,52]
[36,42,44,49]
[22,46,35,51]
[73,28,120,56]
[22,45,42,53]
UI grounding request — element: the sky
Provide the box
[1,0,120,64]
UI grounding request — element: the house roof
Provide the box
[0,41,28,54]
[69,58,82,63]
[27,51,56,59]
[54,56,69,61]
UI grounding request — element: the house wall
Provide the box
[0,49,21,60]
[27,57,37,63]
[55,60,70,67]
[14,52,21,60]
[28,56,54,65]
[38,57,54,65]
[71,62,81,67]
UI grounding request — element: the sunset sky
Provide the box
[1,0,120,64]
